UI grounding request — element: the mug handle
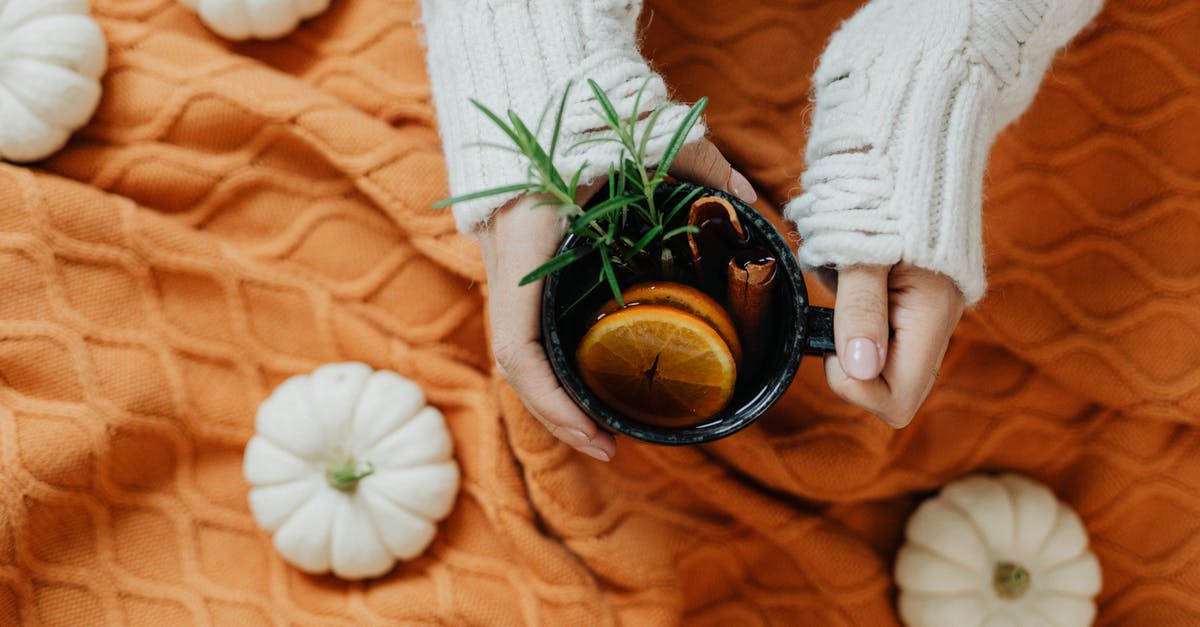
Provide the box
[804,307,836,355]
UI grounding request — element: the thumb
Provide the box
[668,139,757,204]
[833,265,890,381]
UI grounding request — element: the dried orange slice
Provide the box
[592,282,743,365]
[576,304,737,426]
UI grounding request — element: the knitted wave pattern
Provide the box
[0,0,1198,625]
[784,0,1103,304]
[419,0,704,232]
[645,0,1200,622]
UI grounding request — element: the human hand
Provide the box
[478,139,758,461]
[823,264,965,428]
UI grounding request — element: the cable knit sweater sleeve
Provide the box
[419,0,705,233]
[785,0,1102,304]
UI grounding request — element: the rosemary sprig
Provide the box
[434,79,708,305]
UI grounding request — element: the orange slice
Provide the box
[576,304,737,426]
[592,282,743,365]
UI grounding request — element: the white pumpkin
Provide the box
[244,362,459,580]
[896,474,1102,627]
[0,0,106,162]
[179,0,332,41]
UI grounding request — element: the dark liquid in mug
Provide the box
[553,190,790,430]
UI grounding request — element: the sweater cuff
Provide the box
[786,0,1102,305]
[788,61,994,305]
[419,0,704,233]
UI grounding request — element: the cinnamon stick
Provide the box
[687,196,747,296]
[727,255,777,372]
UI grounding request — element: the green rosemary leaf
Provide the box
[506,110,537,154]
[463,141,524,156]
[598,247,624,306]
[635,107,665,165]
[432,183,539,208]
[663,225,699,240]
[565,136,626,154]
[652,97,708,183]
[625,224,663,259]
[571,194,642,232]
[663,185,705,224]
[587,79,622,132]
[628,76,653,143]
[470,100,522,148]
[621,157,644,192]
[519,246,593,286]
[567,165,585,200]
[508,110,568,192]
[549,81,572,160]
[631,203,655,225]
[561,275,605,317]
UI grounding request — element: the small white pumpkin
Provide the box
[896,474,1102,627]
[179,0,332,41]
[0,0,106,162]
[244,362,459,580]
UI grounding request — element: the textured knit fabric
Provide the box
[786,0,1103,303]
[2,0,1200,625]
[419,0,705,232]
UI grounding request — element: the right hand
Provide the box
[478,139,757,461]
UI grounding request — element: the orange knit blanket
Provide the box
[2,1,1197,624]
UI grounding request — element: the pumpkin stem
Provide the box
[993,562,1031,599]
[325,459,375,492]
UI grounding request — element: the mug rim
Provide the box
[540,183,811,445]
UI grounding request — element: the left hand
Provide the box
[480,138,756,461]
[823,263,965,428]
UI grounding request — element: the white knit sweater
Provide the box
[420,0,1102,303]
[419,0,704,233]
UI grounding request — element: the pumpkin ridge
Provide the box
[355,401,436,458]
[908,500,992,574]
[939,494,1003,558]
[1025,599,1068,627]
[367,464,459,519]
[361,408,453,469]
[1031,507,1065,559]
[999,478,1024,559]
[354,495,406,570]
[0,78,42,122]
[358,488,437,560]
[904,538,989,578]
[9,15,106,76]
[897,475,1101,626]
[248,477,321,532]
[246,364,458,579]
[243,436,318,486]
[900,590,991,627]
[1036,554,1103,597]
[307,363,373,449]
[1032,506,1086,567]
[999,474,1060,557]
[0,2,71,31]
[2,58,97,125]
[897,542,979,588]
[346,373,429,457]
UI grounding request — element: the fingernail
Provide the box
[843,337,880,380]
[727,169,758,204]
[555,426,592,448]
[578,445,612,462]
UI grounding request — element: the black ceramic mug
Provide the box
[541,182,835,445]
